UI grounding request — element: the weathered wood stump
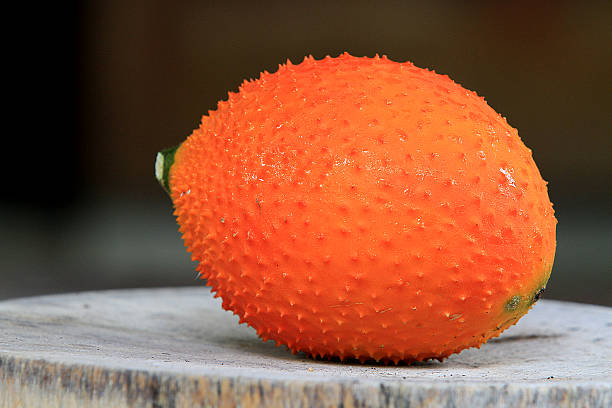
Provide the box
[1,287,610,407]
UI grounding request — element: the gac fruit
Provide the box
[156,53,556,364]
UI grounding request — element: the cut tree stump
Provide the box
[1,287,611,407]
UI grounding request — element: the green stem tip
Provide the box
[155,145,178,196]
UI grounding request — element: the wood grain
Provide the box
[1,287,611,407]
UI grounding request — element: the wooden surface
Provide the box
[0,287,611,407]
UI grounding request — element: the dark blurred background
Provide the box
[2,1,610,305]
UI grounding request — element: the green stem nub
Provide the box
[155,145,178,196]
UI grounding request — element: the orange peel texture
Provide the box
[166,53,556,364]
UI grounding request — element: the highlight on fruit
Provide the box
[156,53,556,364]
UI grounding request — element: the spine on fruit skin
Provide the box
[155,145,179,196]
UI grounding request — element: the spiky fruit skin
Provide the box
[169,54,556,363]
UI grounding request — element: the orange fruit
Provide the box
[156,53,556,363]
